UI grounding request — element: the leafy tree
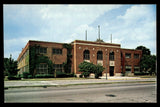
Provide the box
[63,44,72,73]
[135,46,156,75]
[78,61,104,78]
[94,64,105,79]
[4,54,19,77]
[136,46,151,56]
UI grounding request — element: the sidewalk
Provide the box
[4,77,156,88]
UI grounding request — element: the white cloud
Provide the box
[4,4,156,60]
[117,5,154,25]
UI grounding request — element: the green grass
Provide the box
[4,77,94,81]
[128,75,157,78]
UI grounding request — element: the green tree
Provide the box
[4,54,19,77]
[136,46,151,56]
[135,46,156,75]
[62,44,72,73]
[78,61,105,78]
[78,61,95,78]
[94,64,105,79]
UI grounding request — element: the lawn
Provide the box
[4,76,93,81]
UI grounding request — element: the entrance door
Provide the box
[109,66,114,76]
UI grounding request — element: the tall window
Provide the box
[109,51,114,60]
[53,48,62,55]
[36,63,48,74]
[83,50,90,60]
[53,64,63,72]
[97,51,103,60]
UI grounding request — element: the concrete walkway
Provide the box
[4,77,156,88]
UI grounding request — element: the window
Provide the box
[134,66,140,72]
[53,48,62,55]
[53,64,63,72]
[83,50,90,60]
[125,53,131,58]
[36,47,47,54]
[40,47,47,53]
[97,51,103,60]
[134,54,139,59]
[125,65,131,73]
[36,63,48,74]
[109,51,114,60]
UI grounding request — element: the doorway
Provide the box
[109,66,114,76]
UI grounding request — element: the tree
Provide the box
[136,46,151,56]
[4,54,19,77]
[135,46,156,75]
[78,61,104,78]
[94,64,105,79]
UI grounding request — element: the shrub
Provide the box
[79,74,83,78]
[56,71,66,78]
[8,75,21,80]
[27,75,33,79]
[94,64,104,79]
[22,72,30,78]
[134,71,149,75]
[78,61,104,79]
[82,72,90,78]
[35,74,54,78]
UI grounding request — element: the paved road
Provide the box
[4,82,156,103]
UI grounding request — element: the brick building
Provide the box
[17,40,142,77]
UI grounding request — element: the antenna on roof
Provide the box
[85,30,87,41]
[111,34,112,43]
[98,25,100,40]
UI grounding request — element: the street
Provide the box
[4,82,156,103]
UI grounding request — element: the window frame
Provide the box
[97,51,103,60]
[83,50,90,60]
[134,54,139,59]
[36,63,48,74]
[52,48,62,55]
[109,51,114,60]
[125,53,131,58]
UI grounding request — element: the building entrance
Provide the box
[109,66,114,76]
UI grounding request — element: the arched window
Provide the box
[109,51,114,60]
[97,51,103,60]
[83,50,90,60]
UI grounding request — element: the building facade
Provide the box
[17,40,142,77]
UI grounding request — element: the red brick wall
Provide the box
[121,49,142,73]
[18,40,142,75]
[72,40,122,75]
[29,40,67,64]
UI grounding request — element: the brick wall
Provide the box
[121,48,142,73]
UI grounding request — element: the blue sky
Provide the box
[3,4,156,60]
